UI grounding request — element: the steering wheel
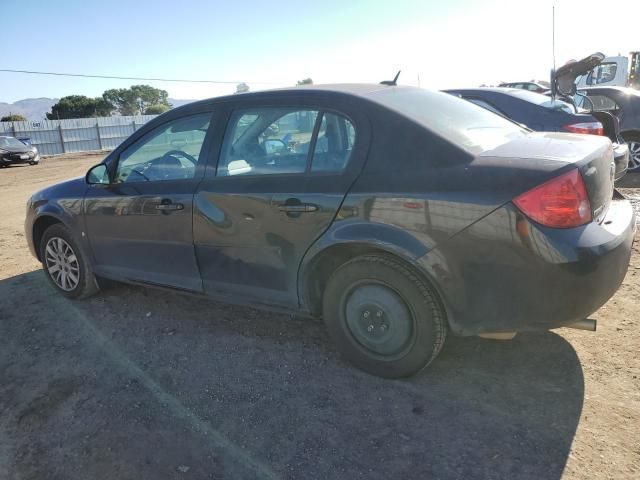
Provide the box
[164,149,198,165]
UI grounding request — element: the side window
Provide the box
[468,98,503,116]
[588,94,620,111]
[218,108,319,176]
[311,112,356,172]
[587,63,618,85]
[116,113,211,183]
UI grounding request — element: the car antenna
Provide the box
[380,70,401,86]
[550,5,557,102]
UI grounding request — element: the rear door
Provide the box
[84,110,216,291]
[193,98,368,308]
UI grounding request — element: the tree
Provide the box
[144,104,170,115]
[1,114,27,122]
[46,96,111,119]
[296,78,313,86]
[103,85,170,116]
[235,82,250,94]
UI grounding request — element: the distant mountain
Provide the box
[0,98,57,121]
[0,97,196,121]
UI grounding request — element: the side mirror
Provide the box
[86,164,110,185]
[263,139,287,155]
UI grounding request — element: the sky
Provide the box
[1,0,639,103]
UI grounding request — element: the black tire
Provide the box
[322,254,447,378]
[39,223,99,299]
[621,132,640,172]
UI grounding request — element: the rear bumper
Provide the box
[613,142,629,181]
[421,198,636,335]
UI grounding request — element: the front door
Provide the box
[84,111,215,291]
[194,105,364,307]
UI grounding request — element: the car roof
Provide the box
[190,83,397,105]
[445,87,526,95]
[579,86,636,93]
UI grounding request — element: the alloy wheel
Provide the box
[44,237,80,291]
[628,141,640,171]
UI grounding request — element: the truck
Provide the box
[575,52,640,89]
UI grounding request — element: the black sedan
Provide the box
[444,87,630,180]
[0,135,40,167]
[575,87,640,171]
[25,84,636,378]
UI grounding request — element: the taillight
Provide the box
[513,168,591,228]
[563,122,604,136]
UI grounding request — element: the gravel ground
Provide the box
[0,155,639,480]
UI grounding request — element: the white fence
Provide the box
[0,115,159,156]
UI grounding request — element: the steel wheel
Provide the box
[343,282,415,359]
[44,236,80,291]
[628,140,640,171]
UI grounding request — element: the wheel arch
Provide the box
[32,214,65,261]
[620,129,640,138]
[299,238,449,327]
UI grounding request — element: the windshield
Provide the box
[369,88,526,154]
[0,136,28,148]
[507,90,577,113]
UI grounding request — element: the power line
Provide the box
[0,68,284,85]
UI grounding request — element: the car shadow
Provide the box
[0,271,583,480]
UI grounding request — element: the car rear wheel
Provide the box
[39,224,99,299]
[322,254,447,378]
[622,132,640,171]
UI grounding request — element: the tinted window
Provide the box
[311,112,355,172]
[370,88,526,154]
[116,113,211,183]
[218,108,319,176]
[586,94,620,111]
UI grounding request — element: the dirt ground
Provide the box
[0,154,639,480]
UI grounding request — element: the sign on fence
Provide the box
[0,115,158,156]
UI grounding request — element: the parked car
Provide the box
[0,136,40,167]
[444,87,630,180]
[25,85,636,378]
[498,81,550,93]
[573,87,640,171]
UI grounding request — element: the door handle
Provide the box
[278,203,318,213]
[155,202,184,211]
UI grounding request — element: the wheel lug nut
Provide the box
[376,311,382,317]
[367,324,374,332]
[363,311,370,318]
[380,324,387,332]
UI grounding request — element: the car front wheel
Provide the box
[322,254,447,378]
[39,223,99,299]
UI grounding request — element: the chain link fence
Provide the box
[0,115,158,156]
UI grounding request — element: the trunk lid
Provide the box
[482,132,615,223]
[553,52,605,96]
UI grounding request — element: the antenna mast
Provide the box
[551,5,557,101]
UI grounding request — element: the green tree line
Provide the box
[47,85,171,120]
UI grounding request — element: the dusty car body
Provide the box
[25,84,636,377]
[0,136,40,167]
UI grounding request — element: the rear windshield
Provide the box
[506,89,576,113]
[369,88,526,154]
